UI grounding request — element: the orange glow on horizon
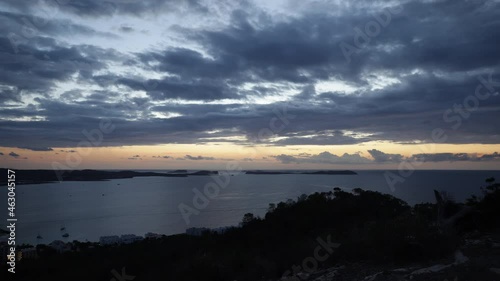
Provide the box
[1,142,500,170]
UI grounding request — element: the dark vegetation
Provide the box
[6,179,500,281]
[0,169,186,186]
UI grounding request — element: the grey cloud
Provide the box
[184,155,216,161]
[18,147,53,151]
[410,152,500,162]
[118,76,237,101]
[367,149,403,163]
[8,151,19,158]
[0,11,118,39]
[0,0,499,150]
[59,0,208,17]
[479,152,500,161]
[119,26,134,33]
[273,150,500,165]
[273,151,372,165]
[1,0,210,18]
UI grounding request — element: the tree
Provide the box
[242,213,255,225]
[268,203,276,213]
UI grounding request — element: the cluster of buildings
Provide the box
[0,239,72,262]
[0,232,164,262]
[99,232,162,246]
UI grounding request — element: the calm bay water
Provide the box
[1,170,499,245]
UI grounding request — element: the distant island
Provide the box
[0,169,356,186]
[188,170,219,176]
[0,169,186,186]
[168,169,188,173]
[244,170,357,175]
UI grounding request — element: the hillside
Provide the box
[4,179,500,281]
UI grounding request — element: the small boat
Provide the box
[37,234,43,239]
[60,227,66,231]
[62,233,69,238]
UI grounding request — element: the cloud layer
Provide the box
[0,0,499,153]
[273,150,500,165]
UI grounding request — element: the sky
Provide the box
[0,0,500,170]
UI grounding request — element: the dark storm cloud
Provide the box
[410,153,470,162]
[152,155,171,159]
[118,76,238,101]
[194,14,338,83]
[0,35,121,98]
[1,0,208,18]
[0,7,130,106]
[0,86,21,104]
[273,130,369,146]
[18,147,54,151]
[0,0,499,151]
[0,10,118,39]
[58,0,209,17]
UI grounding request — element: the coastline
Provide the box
[0,168,357,186]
